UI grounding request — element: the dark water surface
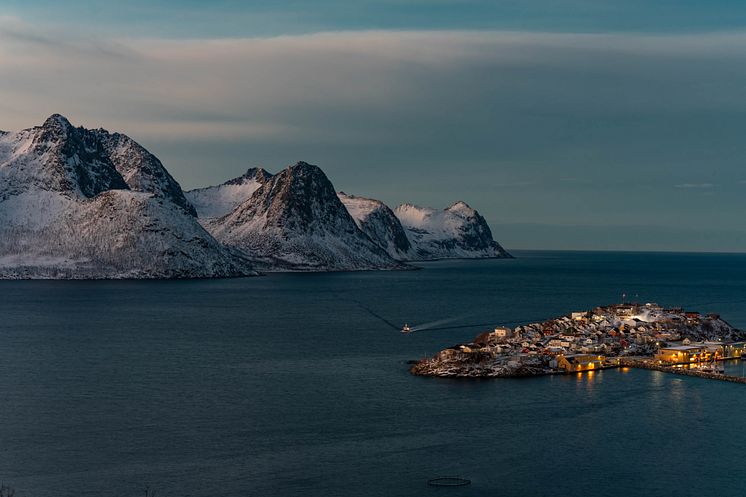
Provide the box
[2,250,746,497]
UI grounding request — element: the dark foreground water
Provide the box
[2,250,746,497]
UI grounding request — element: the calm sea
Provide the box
[2,250,746,497]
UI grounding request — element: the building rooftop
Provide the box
[661,345,705,351]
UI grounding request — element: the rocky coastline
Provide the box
[411,302,746,379]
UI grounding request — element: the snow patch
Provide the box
[187,179,263,218]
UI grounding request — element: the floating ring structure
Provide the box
[427,477,471,487]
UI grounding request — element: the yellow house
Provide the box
[655,345,708,364]
[492,327,512,339]
[557,354,605,372]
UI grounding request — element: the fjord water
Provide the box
[2,251,746,497]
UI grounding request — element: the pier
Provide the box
[620,358,746,384]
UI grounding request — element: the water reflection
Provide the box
[722,359,746,378]
[573,368,599,395]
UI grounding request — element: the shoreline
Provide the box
[412,359,746,384]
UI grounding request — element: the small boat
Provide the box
[401,324,411,334]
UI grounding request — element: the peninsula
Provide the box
[411,303,746,379]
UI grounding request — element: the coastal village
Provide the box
[410,303,746,379]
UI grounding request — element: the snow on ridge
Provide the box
[395,202,435,222]
[1,114,511,277]
[186,179,263,219]
[0,189,256,279]
[446,201,475,215]
[337,194,510,261]
[0,115,255,279]
[395,203,456,238]
[393,201,511,260]
[93,130,197,216]
[337,192,383,225]
[208,162,406,271]
[0,116,128,200]
[0,190,73,229]
[337,192,413,260]
[186,168,271,219]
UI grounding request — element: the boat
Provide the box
[401,324,411,334]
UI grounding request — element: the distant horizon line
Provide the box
[501,248,746,256]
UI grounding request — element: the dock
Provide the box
[619,358,746,384]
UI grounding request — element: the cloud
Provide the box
[2,16,746,237]
[3,20,746,142]
[674,183,714,188]
[0,16,135,60]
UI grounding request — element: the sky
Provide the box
[1,1,746,252]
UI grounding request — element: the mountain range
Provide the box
[0,115,511,278]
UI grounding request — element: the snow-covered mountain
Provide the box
[185,167,272,218]
[0,114,128,201]
[337,190,511,261]
[394,202,511,260]
[1,114,511,277]
[191,166,511,265]
[337,192,413,260]
[0,115,254,279]
[207,162,406,271]
[93,128,197,216]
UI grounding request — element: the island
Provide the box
[410,303,746,380]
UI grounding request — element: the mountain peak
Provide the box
[208,161,403,270]
[289,161,322,173]
[224,167,272,186]
[42,114,73,132]
[447,201,473,212]
[266,162,339,224]
[251,167,272,181]
[279,162,328,190]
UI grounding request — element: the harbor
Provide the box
[619,358,746,384]
[410,302,746,383]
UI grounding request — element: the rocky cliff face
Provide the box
[0,114,196,212]
[394,202,511,260]
[185,167,272,218]
[337,192,413,260]
[93,129,197,216]
[0,115,254,279]
[0,114,128,200]
[207,162,406,271]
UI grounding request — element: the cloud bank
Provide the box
[2,17,746,250]
[3,19,746,141]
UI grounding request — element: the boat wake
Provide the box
[351,300,400,331]
[352,298,548,336]
[415,314,551,333]
[410,314,470,332]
